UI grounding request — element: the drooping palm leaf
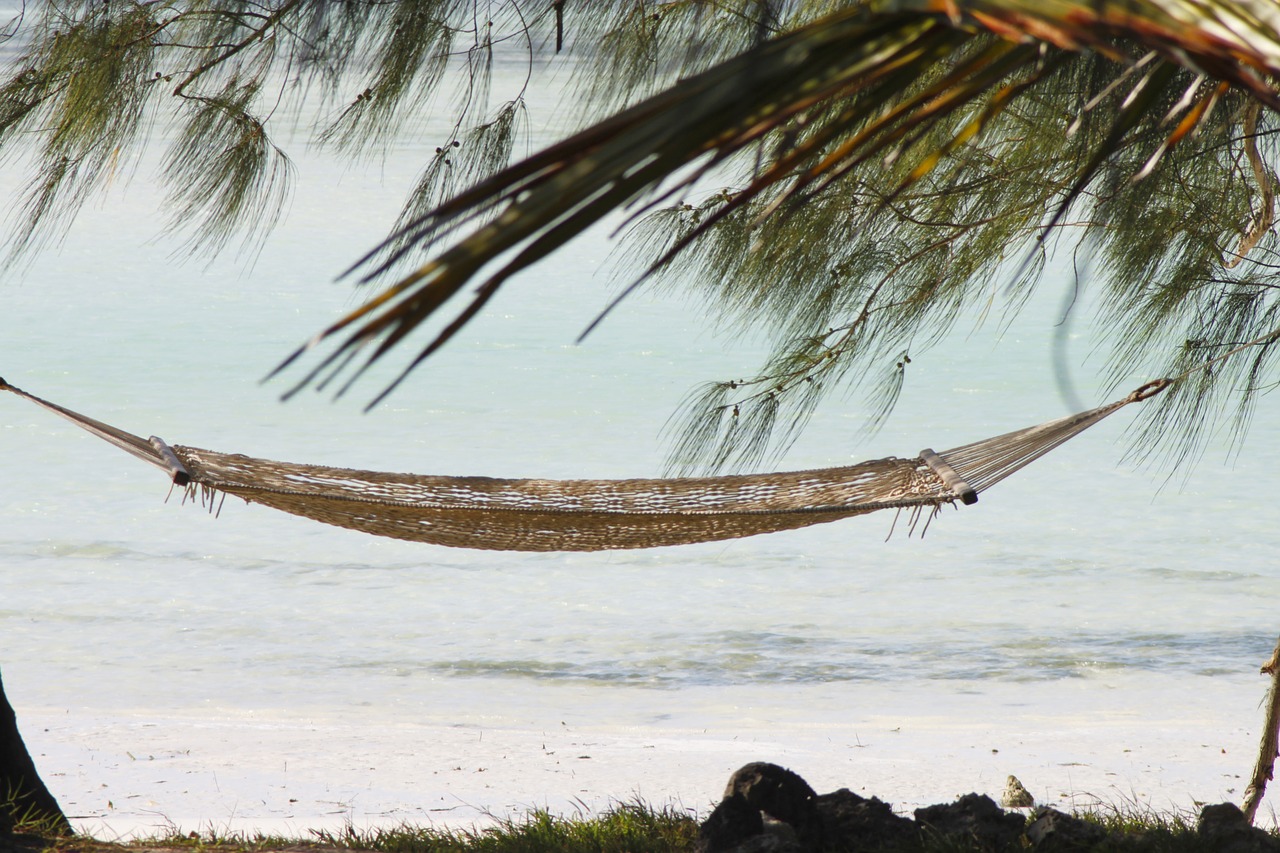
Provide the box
[277,0,1280,423]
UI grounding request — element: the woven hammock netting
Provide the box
[2,378,1169,551]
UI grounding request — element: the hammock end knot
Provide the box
[148,436,192,487]
[919,448,978,505]
[1128,378,1172,403]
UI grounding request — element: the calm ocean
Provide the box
[2,48,1278,834]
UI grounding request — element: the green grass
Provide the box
[1,791,73,840]
[306,805,698,853]
[4,800,1279,853]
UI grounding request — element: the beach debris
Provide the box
[1001,774,1035,808]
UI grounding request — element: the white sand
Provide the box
[19,674,1277,840]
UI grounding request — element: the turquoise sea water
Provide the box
[2,48,1279,833]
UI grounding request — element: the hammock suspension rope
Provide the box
[2,376,1170,551]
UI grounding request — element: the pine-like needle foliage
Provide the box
[266,0,1280,473]
[0,1,546,264]
[4,1,1280,472]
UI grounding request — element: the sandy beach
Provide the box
[17,669,1276,840]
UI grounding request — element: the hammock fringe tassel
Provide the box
[1,377,1170,552]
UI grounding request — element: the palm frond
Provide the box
[277,0,1280,412]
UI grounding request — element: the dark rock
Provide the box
[723,763,821,826]
[723,762,824,848]
[722,834,802,853]
[1025,807,1110,850]
[1197,802,1280,853]
[815,788,916,848]
[698,793,765,853]
[760,817,804,852]
[915,792,1026,851]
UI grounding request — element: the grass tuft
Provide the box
[1,788,71,837]
[306,803,699,853]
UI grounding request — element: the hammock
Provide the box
[1,377,1169,552]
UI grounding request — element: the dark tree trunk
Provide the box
[0,668,71,836]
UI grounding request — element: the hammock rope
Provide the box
[1,376,1169,551]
